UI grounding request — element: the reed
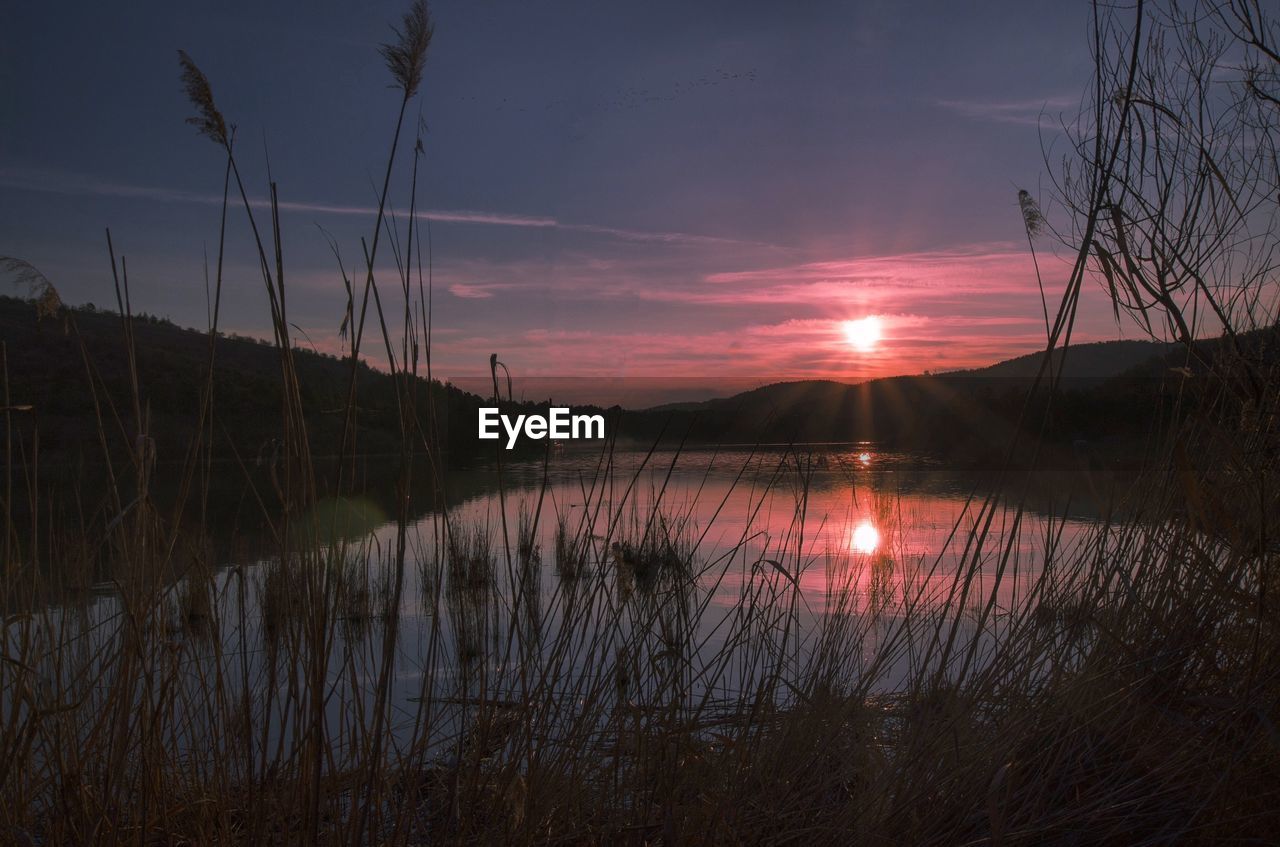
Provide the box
[1,0,1278,843]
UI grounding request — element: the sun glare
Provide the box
[842,316,882,352]
[851,520,880,554]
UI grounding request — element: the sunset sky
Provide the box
[2,0,1134,401]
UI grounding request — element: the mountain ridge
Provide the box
[636,337,1176,415]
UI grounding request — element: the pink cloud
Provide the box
[421,313,1095,383]
[212,240,1124,392]
[447,283,497,299]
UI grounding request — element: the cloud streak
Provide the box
[936,95,1077,127]
[423,243,1060,310]
[0,166,764,247]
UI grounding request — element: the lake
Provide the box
[19,444,1108,763]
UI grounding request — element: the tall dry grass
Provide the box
[1,0,1279,843]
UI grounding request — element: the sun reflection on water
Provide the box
[851,520,880,554]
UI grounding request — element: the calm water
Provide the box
[23,445,1107,757]
[348,447,1099,723]
[437,445,1101,615]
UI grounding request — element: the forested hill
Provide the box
[0,295,568,472]
[614,335,1268,464]
[946,338,1176,383]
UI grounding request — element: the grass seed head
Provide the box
[381,0,433,99]
[178,50,229,146]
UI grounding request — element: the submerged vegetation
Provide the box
[2,0,1279,843]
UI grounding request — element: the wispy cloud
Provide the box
[406,243,1054,309]
[659,244,1058,306]
[936,95,1077,127]
[0,166,765,247]
[402,311,1094,385]
[219,245,1114,387]
[447,283,498,299]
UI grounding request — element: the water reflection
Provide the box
[438,447,1097,625]
[23,446,1106,760]
[851,520,880,554]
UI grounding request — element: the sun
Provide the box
[842,316,882,352]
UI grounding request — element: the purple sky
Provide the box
[2,1,1136,400]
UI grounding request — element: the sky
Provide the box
[1,0,1134,403]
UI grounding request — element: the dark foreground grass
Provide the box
[2,396,1277,845]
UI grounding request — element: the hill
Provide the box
[617,337,1237,464]
[637,337,1174,416]
[0,295,499,465]
[7,293,1267,483]
[951,338,1175,383]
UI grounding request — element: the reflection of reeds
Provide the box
[446,519,493,595]
[332,552,390,640]
[260,558,299,640]
[516,500,540,569]
[444,518,496,669]
[610,510,694,595]
[515,501,543,644]
[177,564,216,639]
[553,511,584,580]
